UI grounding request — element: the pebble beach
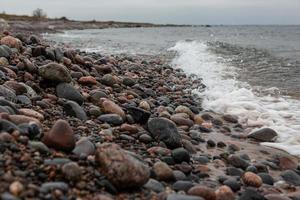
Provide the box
[1,24,300,200]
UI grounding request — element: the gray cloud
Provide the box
[1,0,300,24]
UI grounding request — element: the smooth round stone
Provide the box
[172,148,190,163]
[16,95,31,105]
[246,166,258,173]
[239,188,264,200]
[0,119,20,133]
[123,77,136,87]
[63,100,87,121]
[167,194,204,200]
[194,156,210,164]
[98,114,123,126]
[139,134,153,143]
[227,155,250,169]
[72,137,95,157]
[40,182,69,193]
[257,173,274,185]
[226,167,244,176]
[172,180,195,192]
[56,83,84,105]
[62,162,82,182]
[29,141,50,154]
[143,178,165,193]
[281,170,300,186]
[147,117,182,149]
[247,128,278,142]
[223,178,241,192]
[126,106,151,124]
[100,74,116,86]
[173,170,188,181]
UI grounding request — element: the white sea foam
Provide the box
[169,41,300,155]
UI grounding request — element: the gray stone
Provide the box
[38,62,72,83]
[56,83,84,105]
[147,117,182,149]
[281,170,300,186]
[63,100,87,121]
[98,114,123,126]
[248,128,278,142]
[144,178,164,193]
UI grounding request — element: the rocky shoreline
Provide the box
[1,30,300,200]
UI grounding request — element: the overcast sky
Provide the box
[1,0,300,25]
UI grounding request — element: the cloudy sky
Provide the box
[1,0,300,25]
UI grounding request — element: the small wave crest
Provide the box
[169,40,300,155]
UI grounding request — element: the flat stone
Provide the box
[38,62,72,83]
[248,128,278,142]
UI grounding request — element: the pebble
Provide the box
[98,114,123,125]
[9,181,24,196]
[167,194,204,200]
[62,162,82,182]
[126,106,151,124]
[257,173,274,185]
[143,178,165,193]
[215,186,235,200]
[56,83,84,105]
[40,182,69,193]
[280,170,300,186]
[188,186,216,200]
[95,143,150,190]
[227,155,250,169]
[242,172,263,188]
[173,180,195,192]
[72,137,95,157]
[63,100,87,121]
[172,147,190,163]
[153,162,175,181]
[247,128,278,142]
[42,120,75,152]
[102,99,125,118]
[38,62,72,83]
[147,117,182,149]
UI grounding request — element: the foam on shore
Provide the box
[169,41,300,155]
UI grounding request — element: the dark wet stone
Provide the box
[238,188,265,200]
[257,173,274,185]
[56,83,84,105]
[247,128,278,142]
[63,100,87,121]
[173,180,194,192]
[167,194,204,200]
[126,106,151,124]
[89,90,108,103]
[139,134,153,143]
[40,182,69,193]
[32,46,46,57]
[223,114,238,123]
[123,77,136,87]
[194,156,210,164]
[147,117,182,149]
[162,156,175,165]
[0,119,19,133]
[207,139,216,148]
[144,178,164,193]
[223,178,241,192]
[246,166,258,173]
[281,170,300,186]
[0,45,12,58]
[18,123,40,139]
[172,148,190,163]
[226,167,244,176]
[173,170,188,181]
[227,155,250,169]
[98,114,123,125]
[100,74,116,86]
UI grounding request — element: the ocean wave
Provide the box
[169,40,300,155]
